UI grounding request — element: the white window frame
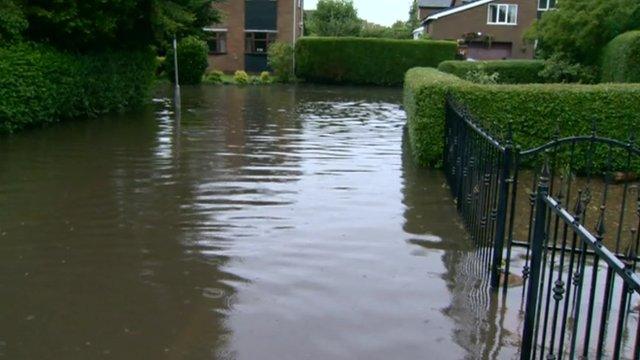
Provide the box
[487,4,518,25]
[538,0,556,11]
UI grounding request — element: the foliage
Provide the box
[438,60,546,84]
[234,70,250,84]
[0,0,221,51]
[360,20,412,39]
[601,31,640,83]
[306,0,361,37]
[0,0,27,43]
[464,70,499,84]
[203,70,223,83]
[267,42,294,82]
[403,68,465,166]
[527,0,640,66]
[404,67,640,167]
[165,36,208,85]
[407,0,420,31]
[538,54,597,84]
[296,37,457,86]
[156,56,167,76]
[0,43,155,134]
[260,71,272,84]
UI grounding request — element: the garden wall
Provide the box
[296,37,457,86]
[404,67,640,167]
[0,43,155,134]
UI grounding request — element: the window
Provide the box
[488,4,518,25]
[538,0,556,11]
[207,31,227,54]
[245,32,277,54]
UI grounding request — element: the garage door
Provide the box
[468,42,513,60]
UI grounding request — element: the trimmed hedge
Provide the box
[0,43,155,134]
[601,31,640,83]
[404,67,640,167]
[296,37,457,86]
[438,60,546,84]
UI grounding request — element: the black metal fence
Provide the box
[444,97,640,359]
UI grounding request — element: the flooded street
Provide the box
[0,85,520,359]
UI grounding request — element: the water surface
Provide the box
[0,85,519,359]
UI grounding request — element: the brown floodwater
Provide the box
[0,85,522,359]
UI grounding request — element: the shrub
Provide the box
[438,60,545,84]
[234,70,249,84]
[463,69,499,84]
[601,31,640,83]
[260,71,272,84]
[538,54,597,84]
[203,70,223,84]
[404,67,640,167]
[268,42,294,82]
[296,37,457,86]
[165,36,208,85]
[0,43,155,134]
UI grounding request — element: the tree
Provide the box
[1,0,221,51]
[307,0,361,37]
[528,0,640,66]
[407,0,420,31]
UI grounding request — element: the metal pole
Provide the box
[173,35,181,112]
[520,163,550,360]
[491,138,512,288]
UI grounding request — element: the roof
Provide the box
[418,0,452,8]
[423,0,494,23]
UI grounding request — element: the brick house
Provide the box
[206,0,304,73]
[418,0,556,60]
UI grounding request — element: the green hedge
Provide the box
[165,36,208,85]
[296,37,457,86]
[437,60,546,84]
[0,43,155,134]
[404,67,640,167]
[601,31,640,83]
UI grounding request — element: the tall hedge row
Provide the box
[601,31,640,83]
[295,37,457,86]
[437,60,546,84]
[404,67,640,167]
[0,43,155,134]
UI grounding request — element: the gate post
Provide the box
[491,132,513,289]
[520,163,550,360]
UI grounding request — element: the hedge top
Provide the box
[295,36,457,86]
[404,67,640,167]
[437,59,546,84]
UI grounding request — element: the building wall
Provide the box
[419,7,447,20]
[426,0,537,59]
[208,0,303,73]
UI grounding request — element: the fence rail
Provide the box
[443,96,640,359]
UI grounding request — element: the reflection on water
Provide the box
[1,84,520,359]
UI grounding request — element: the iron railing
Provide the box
[443,96,640,359]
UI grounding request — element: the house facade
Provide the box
[207,0,304,73]
[419,0,555,60]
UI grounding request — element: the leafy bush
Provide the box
[296,37,457,86]
[203,70,223,83]
[267,42,294,82]
[464,70,499,84]
[438,60,545,84]
[404,67,640,167]
[601,31,640,83]
[0,0,27,43]
[0,43,155,134]
[538,54,597,84]
[260,71,272,84]
[165,36,209,85]
[234,70,249,84]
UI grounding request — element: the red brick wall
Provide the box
[208,0,303,73]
